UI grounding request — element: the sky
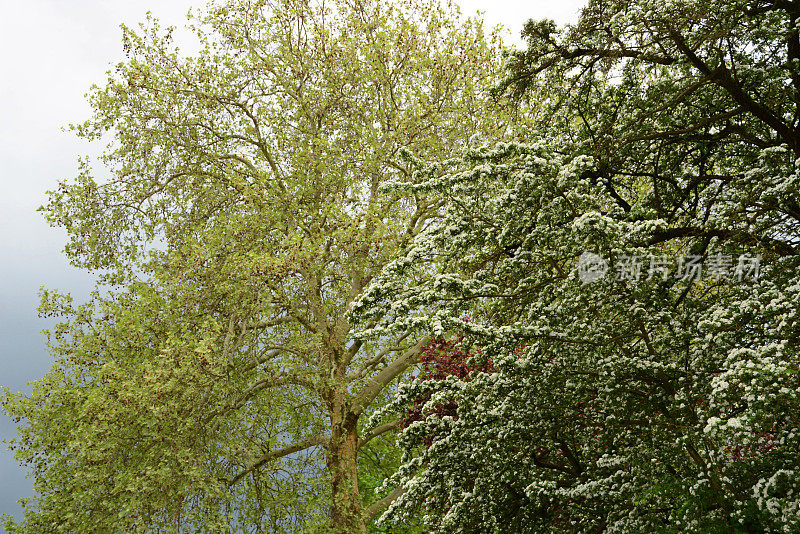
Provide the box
[0,0,584,526]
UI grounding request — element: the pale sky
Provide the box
[0,0,584,525]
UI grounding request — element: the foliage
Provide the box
[400,338,495,446]
[1,0,507,532]
[354,0,800,530]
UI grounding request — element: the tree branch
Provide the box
[559,46,676,66]
[643,225,796,255]
[667,26,800,154]
[351,338,428,416]
[358,419,401,449]
[227,435,328,486]
[353,332,412,378]
[365,486,407,524]
[204,370,317,423]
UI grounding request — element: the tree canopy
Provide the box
[355,0,800,531]
[1,0,506,532]
[6,0,800,531]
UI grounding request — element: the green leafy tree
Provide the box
[1,0,507,532]
[355,0,800,530]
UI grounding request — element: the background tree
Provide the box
[0,0,507,531]
[355,0,800,530]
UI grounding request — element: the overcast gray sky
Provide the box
[0,0,583,526]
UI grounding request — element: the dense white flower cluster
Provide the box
[354,138,800,531]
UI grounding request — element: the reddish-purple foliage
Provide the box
[726,430,778,462]
[401,337,496,446]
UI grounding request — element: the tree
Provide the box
[354,0,800,530]
[1,0,507,531]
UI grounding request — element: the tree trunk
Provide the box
[328,397,365,533]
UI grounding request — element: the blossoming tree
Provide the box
[355,0,800,530]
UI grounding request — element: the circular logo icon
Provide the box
[577,252,608,284]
